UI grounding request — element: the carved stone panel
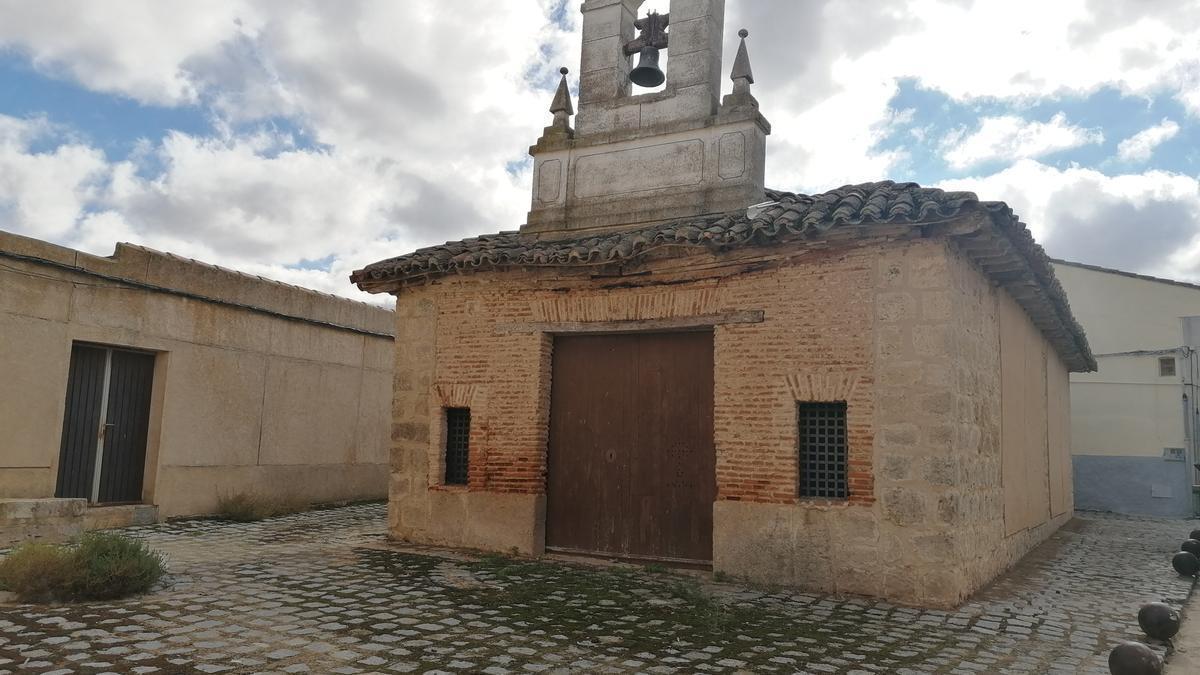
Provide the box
[718,131,747,180]
[573,140,705,198]
[537,160,563,204]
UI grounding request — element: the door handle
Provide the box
[100,423,115,440]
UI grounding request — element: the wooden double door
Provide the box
[55,343,155,504]
[546,332,716,564]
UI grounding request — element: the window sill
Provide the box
[793,497,855,509]
[430,485,470,493]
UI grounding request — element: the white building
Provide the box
[1053,259,1200,518]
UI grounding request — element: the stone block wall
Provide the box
[875,240,1007,603]
[954,248,1074,590]
[0,499,86,548]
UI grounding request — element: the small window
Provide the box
[444,408,471,486]
[798,402,849,500]
[1160,357,1177,377]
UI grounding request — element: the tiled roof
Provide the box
[352,183,976,284]
[351,181,1096,371]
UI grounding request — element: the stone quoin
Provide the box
[350,0,1095,607]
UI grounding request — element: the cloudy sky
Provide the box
[0,0,1197,303]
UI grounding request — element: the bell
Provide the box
[630,46,665,88]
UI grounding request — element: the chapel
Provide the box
[351,0,1095,607]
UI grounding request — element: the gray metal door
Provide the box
[55,344,155,504]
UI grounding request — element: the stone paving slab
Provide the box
[0,504,1195,674]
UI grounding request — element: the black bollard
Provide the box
[1183,539,1200,556]
[1172,551,1200,577]
[1190,528,1200,540]
[1137,602,1181,640]
[1108,641,1163,675]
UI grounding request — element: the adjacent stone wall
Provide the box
[0,231,394,518]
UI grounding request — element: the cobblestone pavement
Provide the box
[0,504,1196,674]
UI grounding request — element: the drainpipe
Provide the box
[1183,345,1200,516]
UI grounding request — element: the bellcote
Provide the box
[527,0,771,235]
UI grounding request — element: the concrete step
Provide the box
[0,498,87,548]
[85,504,160,531]
[0,500,161,549]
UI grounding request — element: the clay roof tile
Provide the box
[351,180,1095,371]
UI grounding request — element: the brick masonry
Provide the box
[385,229,1073,607]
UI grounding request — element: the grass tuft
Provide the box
[0,532,165,603]
[215,493,309,522]
[0,543,77,603]
[71,532,166,600]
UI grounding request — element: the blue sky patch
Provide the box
[0,52,211,159]
[290,253,337,271]
[0,51,325,164]
[879,78,1195,183]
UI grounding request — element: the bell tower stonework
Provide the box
[526,0,770,234]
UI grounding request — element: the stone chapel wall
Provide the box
[384,232,1075,607]
[938,242,1074,595]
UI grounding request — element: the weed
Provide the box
[644,563,667,574]
[478,552,514,567]
[0,532,165,603]
[71,532,166,601]
[0,543,76,602]
[668,579,754,633]
[215,493,309,522]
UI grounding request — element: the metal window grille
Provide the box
[1160,357,1177,377]
[444,408,471,486]
[798,402,849,499]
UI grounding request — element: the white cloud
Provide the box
[0,0,253,106]
[941,113,1103,170]
[0,121,490,303]
[0,0,1196,299]
[855,0,1200,112]
[0,0,580,301]
[1116,119,1181,163]
[938,160,1200,277]
[0,115,109,240]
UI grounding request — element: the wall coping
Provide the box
[1,229,394,339]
